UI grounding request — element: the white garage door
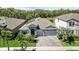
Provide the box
[44,30,56,36]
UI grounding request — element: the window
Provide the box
[69,22,75,26]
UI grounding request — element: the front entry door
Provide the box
[31,29,35,35]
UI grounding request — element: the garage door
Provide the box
[36,30,43,36]
[44,30,56,36]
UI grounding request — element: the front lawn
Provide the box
[0,39,36,47]
[62,41,79,46]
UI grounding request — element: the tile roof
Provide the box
[20,17,56,30]
[57,13,79,21]
[0,16,26,31]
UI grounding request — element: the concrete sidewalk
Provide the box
[0,47,79,51]
[0,47,36,51]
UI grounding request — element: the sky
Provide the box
[14,7,79,11]
[0,0,79,10]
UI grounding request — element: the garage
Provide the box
[36,30,43,36]
[44,30,57,36]
[36,29,57,36]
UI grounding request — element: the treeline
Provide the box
[0,7,79,20]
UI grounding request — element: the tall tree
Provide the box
[1,30,12,51]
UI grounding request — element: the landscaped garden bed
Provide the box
[61,35,79,46]
[57,28,79,46]
[61,41,79,46]
[0,29,36,51]
[0,39,36,47]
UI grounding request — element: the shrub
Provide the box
[25,34,35,42]
[57,28,75,45]
[73,35,79,41]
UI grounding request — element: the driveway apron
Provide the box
[36,36,62,47]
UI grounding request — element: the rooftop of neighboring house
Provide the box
[20,17,56,30]
[57,13,79,22]
[0,16,26,31]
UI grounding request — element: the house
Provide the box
[19,17,57,36]
[0,16,26,34]
[55,13,79,35]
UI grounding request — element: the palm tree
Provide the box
[1,30,12,51]
[16,32,35,51]
[16,32,27,50]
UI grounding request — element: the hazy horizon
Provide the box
[14,7,79,10]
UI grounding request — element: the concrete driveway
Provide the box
[36,36,62,47]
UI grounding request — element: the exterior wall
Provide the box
[77,30,79,35]
[19,29,30,34]
[55,18,68,29]
[75,30,79,35]
[67,20,79,35]
[20,28,57,36]
[27,29,31,34]
[55,18,79,35]
[74,26,79,35]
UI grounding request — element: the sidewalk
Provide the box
[0,47,79,51]
[0,47,36,51]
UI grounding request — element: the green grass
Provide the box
[62,41,79,46]
[0,39,36,47]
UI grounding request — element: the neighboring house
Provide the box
[19,17,57,36]
[0,16,26,34]
[1,13,79,37]
[55,13,79,35]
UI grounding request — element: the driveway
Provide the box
[36,36,62,47]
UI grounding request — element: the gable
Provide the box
[57,13,79,22]
[67,19,79,22]
[66,19,79,25]
[28,24,37,29]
